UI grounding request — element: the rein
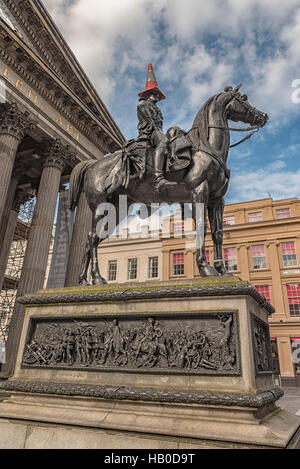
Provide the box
[185,122,261,176]
[207,124,260,148]
[187,123,260,149]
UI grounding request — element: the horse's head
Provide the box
[225,84,268,128]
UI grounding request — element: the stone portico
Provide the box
[0,0,125,377]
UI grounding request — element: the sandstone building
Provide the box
[99,197,300,387]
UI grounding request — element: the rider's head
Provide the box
[145,91,160,103]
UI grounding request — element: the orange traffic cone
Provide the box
[138,63,166,101]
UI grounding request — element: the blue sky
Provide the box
[43,0,300,203]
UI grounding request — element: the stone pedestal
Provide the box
[0,277,299,449]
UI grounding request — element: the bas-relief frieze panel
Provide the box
[251,314,273,375]
[21,311,241,376]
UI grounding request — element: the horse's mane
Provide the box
[188,93,223,151]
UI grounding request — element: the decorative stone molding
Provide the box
[0,39,117,154]
[237,243,249,250]
[2,0,125,152]
[17,281,275,314]
[0,379,284,408]
[40,138,72,172]
[0,102,36,140]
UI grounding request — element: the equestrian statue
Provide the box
[69,63,268,285]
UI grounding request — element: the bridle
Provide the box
[185,91,267,175]
[208,124,260,148]
[207,94,266,148]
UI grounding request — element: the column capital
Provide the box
[0,102,37,140]
[266,240,280,247]
[238,243,250,250]
[40,138,77,172]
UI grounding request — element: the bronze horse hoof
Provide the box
[199,264,219,277]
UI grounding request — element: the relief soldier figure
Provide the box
[218,315,235,370]
[135,317,162,359]
[75,328,84,364]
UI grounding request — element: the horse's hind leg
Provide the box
[208,197,233,276]
[90,210,108,285]
[192,181,218,277]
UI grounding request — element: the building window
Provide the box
[224,247,237,272]
[173,221,184,233]
[281,242,298,267]
[291,338,300,375]
[148,256,158,278]
[251,245,267,269]
[255,285,271,302]
[107,260,117,281]
[248,212,262,223]
[223,216,235,225]
[276,208,291,219]
[173,252,184,276]
[128,258,137,280]
[205,250,210,263]
[286,284,300,317]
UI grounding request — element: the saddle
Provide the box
[165,126,192,173]
[121,127,193,188]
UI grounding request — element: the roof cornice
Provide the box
[1,0,126,152]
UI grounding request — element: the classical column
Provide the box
[2,139,67,377]
[185,250,195,278]
[161,249,171,280]
[0,102,36,227]
[64,190,92,286]
[238,244,250,281]
[267,240,285,321]
[277,337,295,378]
[0,189,30,292]
[0,176,18,255]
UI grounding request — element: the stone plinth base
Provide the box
[0,387,300,448]
[0,277,299,448]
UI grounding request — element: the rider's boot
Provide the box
[153,147,177,192]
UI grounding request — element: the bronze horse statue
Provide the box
[69,85,268,285]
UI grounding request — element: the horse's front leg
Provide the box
[208,197,233,276]
[192,181,219,277]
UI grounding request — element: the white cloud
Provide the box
[228,166,300,203]
[42,0,300,125]
[44,0,163,101]
[42,0,300,203]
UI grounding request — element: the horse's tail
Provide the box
[69,160,96,211]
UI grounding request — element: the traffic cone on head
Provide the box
[138,63,166,101]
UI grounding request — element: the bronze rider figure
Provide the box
[137,64,176,192]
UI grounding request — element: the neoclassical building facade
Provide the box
[0,0,125,376]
